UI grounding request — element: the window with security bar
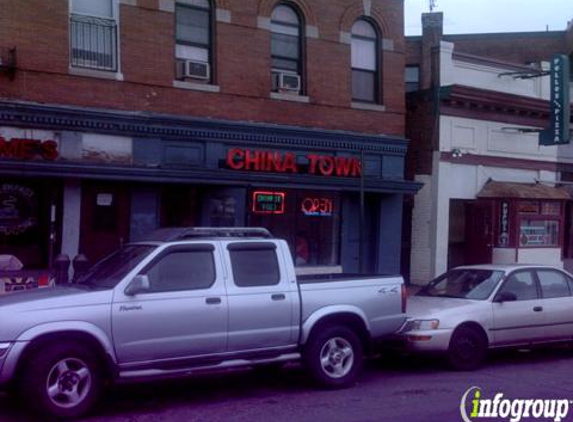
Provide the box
[69,0,118,72]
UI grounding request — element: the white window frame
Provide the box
[68,0,123,80]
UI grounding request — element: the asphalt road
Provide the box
[2,347,573,422]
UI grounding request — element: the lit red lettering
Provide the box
[226,148,245,170]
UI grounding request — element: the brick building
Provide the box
[0,0,420,281]
[405,13,573,284]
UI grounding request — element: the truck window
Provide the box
[144,248,216,293]
[228,243,280,287]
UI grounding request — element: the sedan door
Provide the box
[535,269,573,341]
[112,243,228,365]
[491,270,546,346]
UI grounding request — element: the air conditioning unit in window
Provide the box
[274,71,301,93]
[183,60,210,80]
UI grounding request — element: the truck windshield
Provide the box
[416,269,504,300]
[77,245,156,289]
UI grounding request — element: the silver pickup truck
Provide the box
[0,228,406,419]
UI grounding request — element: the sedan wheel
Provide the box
[448,326,487,371]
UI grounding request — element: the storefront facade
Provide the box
[0,101,420,275]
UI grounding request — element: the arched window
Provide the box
[351,19,379,103]
[175,0,213,83]
[271,4,303,94]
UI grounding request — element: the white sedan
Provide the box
[399,264,573,370]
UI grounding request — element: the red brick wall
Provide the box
[0,0,406,136]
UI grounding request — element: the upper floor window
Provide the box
[351,19,379,103]
[175,0,213,83]
[70,0,118,72]
[271,4,303,94]
[405,65,420,93]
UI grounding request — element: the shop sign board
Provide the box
[252,191,285,214]
[301,196,334,217]
[226,148,362,177]
[540,54,571,146]
[0,136,58,160]
[498,201,510,246]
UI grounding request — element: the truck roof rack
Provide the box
[139,227,273,242]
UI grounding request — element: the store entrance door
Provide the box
[80,182,130,264]
[465,200,494,265]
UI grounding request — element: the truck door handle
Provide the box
[205,297,222,305]
[533,306,543,312]
[271,294,286,301]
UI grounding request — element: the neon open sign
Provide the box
[252,191,285,214]
[301,197,333,217]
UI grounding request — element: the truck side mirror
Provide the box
[494,291,517,303]
[125,275,150,296]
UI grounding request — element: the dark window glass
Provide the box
[271,57,298,72]
[271,33,299,59]
[176,5,210,45]
[351,18,378,102]
[78,245,156,289]
[230,247,280,287]
[175,1,212,82]
[145,249,215,292]
[537,270,571,298]
[270,4,302,93]
[416,269,503,300]
[352,70,376,103]
[497,271,538,301]
[249,190,341,267]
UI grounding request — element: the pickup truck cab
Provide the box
[0,227,406,419]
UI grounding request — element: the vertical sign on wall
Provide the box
[540,54,571,146]
[498,201,510,247]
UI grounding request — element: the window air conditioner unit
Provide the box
[277,72,301,92]
[183,60,210,80]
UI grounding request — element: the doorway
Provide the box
[79,182,130,263]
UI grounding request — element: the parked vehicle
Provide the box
[0,227,406,419]
[399,264,573,370]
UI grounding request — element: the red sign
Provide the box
[252,191,285,214]
[0,137,58,161]
[227,149,361,177]
[301,196,333,217]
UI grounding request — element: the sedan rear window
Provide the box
[417,269,504,300]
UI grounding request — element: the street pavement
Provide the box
[2,346,573,422]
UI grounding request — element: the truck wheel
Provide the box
[19,341,104,419]
[447,326,487,371]
[304,325,363,388]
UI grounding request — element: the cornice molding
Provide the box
[0,101,409,155]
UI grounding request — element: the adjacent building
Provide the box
[0,0,420,278]
[406,13,573,284]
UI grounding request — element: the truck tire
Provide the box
[447,325,487,371]
[19,340,104,420]
[304,325,363,388]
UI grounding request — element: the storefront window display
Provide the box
[249,189,340,266]
[0,179,59,268]
[517,201,562,248]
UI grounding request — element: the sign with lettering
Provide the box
[540,54,571,145]
[226,149,362,177]
[301,196,333,217]
[0,137,58,160]
[0,184,37,235]
[498,201,509,247]
[252,191,285,214]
